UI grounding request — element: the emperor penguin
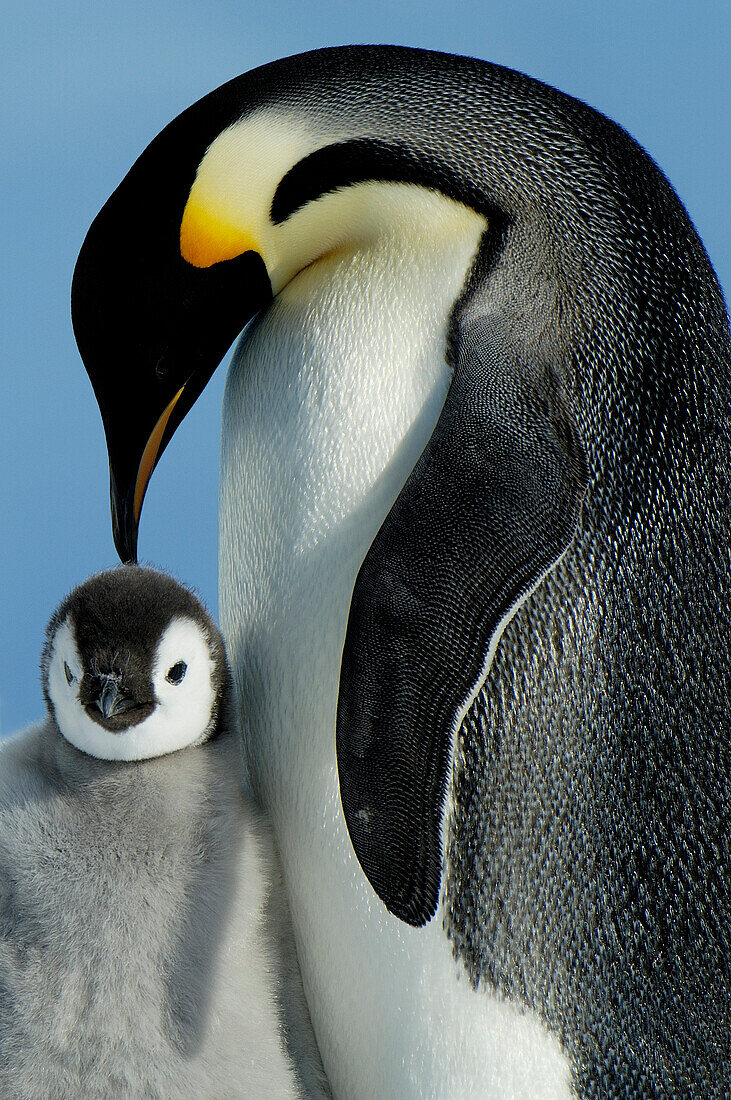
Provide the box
[71,47,730,1099]
[0,566,329,1100]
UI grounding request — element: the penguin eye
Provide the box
[166,661,187,685]
[64,661,75,686]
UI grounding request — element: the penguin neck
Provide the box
[219,210,484,816]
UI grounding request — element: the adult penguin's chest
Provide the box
[219,231,572,1099]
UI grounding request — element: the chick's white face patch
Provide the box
[47,618,84,733]
[147,617,217,757]
[48,616,216,762]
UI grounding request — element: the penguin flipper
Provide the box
[336,316,588,926]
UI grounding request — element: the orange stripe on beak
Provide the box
[134,386,185,524]
[180,196,261,268]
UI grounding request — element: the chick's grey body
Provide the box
[0,569,328,1099]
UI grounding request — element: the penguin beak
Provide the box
[110,385,187,564]
[72,213,273,563]
[95,676,136,719]
[111,469,140,567]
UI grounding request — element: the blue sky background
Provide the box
[1,0,729,734]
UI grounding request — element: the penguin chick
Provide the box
[0,566,329,1100]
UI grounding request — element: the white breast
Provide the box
[220,195,571,1099]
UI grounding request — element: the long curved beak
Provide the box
[110,385,186,563]
[72,193,273,564]
[111,469,139,565]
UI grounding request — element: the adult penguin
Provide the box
[71,47,730,1099]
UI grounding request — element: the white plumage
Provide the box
[220,197,570,1099]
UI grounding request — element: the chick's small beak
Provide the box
[96,675,136,719]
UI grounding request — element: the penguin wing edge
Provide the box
[336,317,588,926]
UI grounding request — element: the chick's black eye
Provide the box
[64,661,75,685]
[166,661,187,685]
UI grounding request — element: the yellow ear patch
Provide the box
[178,111,321,275]
[180,195,261,268]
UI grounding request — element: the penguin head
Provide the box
[42,566,231,761]
[70,97,331,565]
[71,51,494,564]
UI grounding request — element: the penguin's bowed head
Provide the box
[43,566,230,761]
